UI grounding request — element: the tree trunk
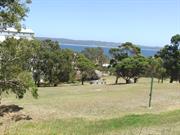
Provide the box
[81,78,84,85]
[37,80,40,87]
[170,77,173,83]
[134,78,138,83]
[158,78,160,83]
[161,76,164,83]
[126,79,130,84]
[0,96,1,104]
[115,76,119,84]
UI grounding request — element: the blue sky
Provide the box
[25,0,180,47]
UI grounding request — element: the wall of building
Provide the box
[0,27,34,42]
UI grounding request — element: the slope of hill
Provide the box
[36,37,161,50]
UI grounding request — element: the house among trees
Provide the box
[0,23,34,42]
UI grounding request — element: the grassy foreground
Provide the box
[4,109,180,135]
[0,77,180,134]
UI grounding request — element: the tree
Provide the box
[31,40,77,86]
[156,34,180,83]
[109,42,141,67]
[0,0,31,29]
[81,47,108,66]
[171,34,180,46]
[0,0,38,103]
[119,42,141,56]
[109,42,142,84]
[0,38,38,103]
[76,54,95,85]
[41,40,61,86]
[58,49,76,83]
[153,57,166,83]
[115,56,148,84]
[31,40,61,86]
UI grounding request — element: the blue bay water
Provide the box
[61,44,159,57]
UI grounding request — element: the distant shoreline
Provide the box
[61,43,115,49]
[36,37,162,51]
[61,43,160,51]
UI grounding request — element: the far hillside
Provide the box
[36,37,161,56]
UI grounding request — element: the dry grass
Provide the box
[0,77,180,134]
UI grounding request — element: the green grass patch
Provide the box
[7,109,180,135]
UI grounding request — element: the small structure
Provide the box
[102,63,110,68]
[0,24,34,42]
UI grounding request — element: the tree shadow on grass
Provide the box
[108,83,127,85]
[0,104,32,122]
[11,113,32,122]
[0,104,23,117]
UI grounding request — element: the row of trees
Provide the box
[1,38,100,86]
[0,34,179,101]
[109,35,180,84]
[0,37,102,101]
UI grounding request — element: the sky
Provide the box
[24,0,180,47]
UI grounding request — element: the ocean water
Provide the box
[61,44,159,57]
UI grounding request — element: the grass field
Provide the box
[0,77,180,135]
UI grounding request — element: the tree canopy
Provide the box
[76,54,95,85]
[81,47,108,67]
[0,0,31,29]
[171,34,180,46]
[32,40,77,86]
[109,42,145,84]
[115,56,148,84]
[0,38,38,102]
[156,34,180,83]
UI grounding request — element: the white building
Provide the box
[102,63,110,67]
[0,25,34,42]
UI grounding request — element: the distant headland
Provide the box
[36,37,162,50]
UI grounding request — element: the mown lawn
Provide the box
[0,77,180,135]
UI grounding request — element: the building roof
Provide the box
[1,27,34,34]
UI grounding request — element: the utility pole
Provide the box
[149,76,154,108]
